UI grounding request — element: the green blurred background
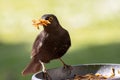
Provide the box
[0,0,120,80]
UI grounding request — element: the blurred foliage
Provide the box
[0,0,120,80]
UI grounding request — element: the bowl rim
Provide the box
[32,63,120,80]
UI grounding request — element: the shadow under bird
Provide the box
[22,14,71,79]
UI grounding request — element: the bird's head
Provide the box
[32,14,59,29]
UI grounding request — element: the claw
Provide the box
[42,72,52,80]
[64,65,73,70]
[62,65,73,76]
[59,58,73,75]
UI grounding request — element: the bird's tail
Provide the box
[22,58,41,76]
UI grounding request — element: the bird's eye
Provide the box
[49,16,53,21]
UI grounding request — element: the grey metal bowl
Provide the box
[32,63,120,80]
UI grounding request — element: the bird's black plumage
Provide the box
[22,14,71,75]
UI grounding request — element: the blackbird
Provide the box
[22,14,71,78]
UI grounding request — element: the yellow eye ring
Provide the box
[49,17,53,21]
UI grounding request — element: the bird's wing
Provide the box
[31,31,44,58]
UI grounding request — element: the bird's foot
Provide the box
[42,72,52,80]
[62,64,73,76]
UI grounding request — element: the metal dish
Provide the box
[32,63,120,80]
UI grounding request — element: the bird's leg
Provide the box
[59,58,72,69]
[39,60,52,80]
[59,58,72,75]
[40,60,46,73]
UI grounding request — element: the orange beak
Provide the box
[32,19,51,29]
